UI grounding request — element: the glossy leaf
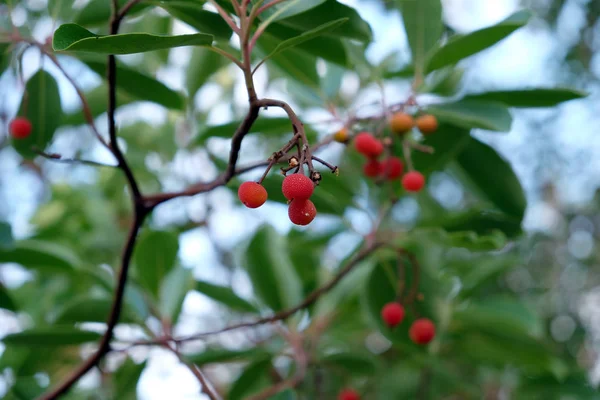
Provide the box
[427,10,532,72]
[411,123,472,175]
[2,327,102,346]
[79,56,185,110]
[397,0,443,77]
[462,87,588,108]
[427,208,523,238]
[243,225,302,312]
[133,230,179,298]
[259,18,348,66]
[456,138,527,219]
[0,240,78,274]
[53,24,213,54]
[159,265,194,323]
[11,70,62,159]
[195,280,259,313]
[159,3,232,40]
[426,100,513,132]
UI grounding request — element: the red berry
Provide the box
[238,181,268,208]
[338,389,360,400]
[288,199,317,226]
[354,132,383,158]
[409,318,436,345]
[9,117,32,139]
[381,157,404,180]
[401,171,425,192]
[363,159,382,178]
[282,173,314,200]
[381,302,405,328]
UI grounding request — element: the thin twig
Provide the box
[208,0,241,34]
[169,345,222,400]
[35,150,117,168]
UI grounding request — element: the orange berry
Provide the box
[409,318,436,345]
[238,182,268,208]
[415,114,438,135]
[381,157,404,180]
[381,302,405,328]
[354,132,384,158]
[402,171,425,192]
[282,173,314,200]
[389,112,414,134]
[9,117,32,139]
[288,199,317,226]
[334,128,349,143]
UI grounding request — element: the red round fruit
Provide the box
[409,318,436,345]
[354,132,384,158]
[381,302,405,328]
[363,159,382,178]
[402,171,425,192]
[338,388,360,400]
[238,181,268,209]
[288,199,317,226]
[282,173,314,200]
[9,117,32,139]
[381,157,404,180]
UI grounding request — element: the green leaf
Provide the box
[52,295,139,324]
[424,208,523,238]
[75,0,148,27]
[53,24,213,54]
[78,56,185,110]
[195,280,259,313]
[114,358,147,399]
[455,138,527,219]
[411,123,472,175]
[426,10,532,72]
[11,70,62,159]
[48,0,76,21]
[159,3,232,40]
[186,46,227,98]
[243,225,302,312]
[397,0,443,79]
[0,240,78,274]
[419,67,465,97]
[0,284,17,312]
[259,18,348,66]
[320,352,379,375]
[228,355,272,400]
[462,87,588,108]
[0,222,13,250]
[258,0,327,21]
[158,266,194,323]
[2,327,102,346]
[426,100,513,132]
[194,117,292,145]
[274,0,372,43]
[185,347,267,366]
[133,230,179,298]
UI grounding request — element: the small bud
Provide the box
[311,171,322,183]
[288,156,299,168]
[382,137,393,147]
[332,166,340,176]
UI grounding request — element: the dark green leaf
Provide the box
[424,208,523,238]
[195,280,259,313]
[228,355,272,400]
[133,230,179,298]
[243,225,302,312]
[419,67,465,96]
[462,87,588,108]
[411,123,472,175]
[78,55,185,110]
[0,240,78,274]
[75,0,148,26]
[320,352,379,375]
[186,47,227,98]
[0,222,14,250]
[159,266,194,323]
[52,295,139,324]
[426,100,513,132]
[159,4,232,40]
[2,327,102,346]
[427,10,532,72]
[0,284,17,312]
[258,0,327,21]
[53,24,213,54]
[455,138,527,219]
[11,70,62,159]
[114,358,147,399]
[185,347,267,366]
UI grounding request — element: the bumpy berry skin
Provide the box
[389,112,414,134]
[363,160,382,178]
[288,199,317,226]
[282,173,314,200]
[381,302,405,328]
[334,128,349,143]
[354,132,384,158]
[402,171,425,192]
[381,157,404,180]
[409,318,436,345]
[9,117,32,139]
[238,182,268,208]
[338,389,360,400]
[415,114,438,135]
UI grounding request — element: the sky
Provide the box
[1,0,600,398]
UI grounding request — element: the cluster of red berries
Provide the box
[353,132,425,193]
[238,173,317,226]
[8,117,32,139]
[381,302,436,345]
